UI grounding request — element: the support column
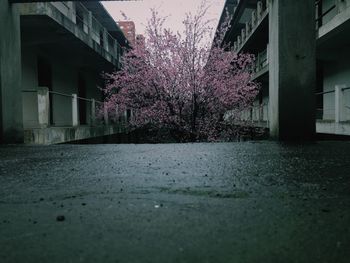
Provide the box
[90,99,96,126]
[268,0,316,140]
[251,10,257,27]
[335,85,346,123]
[257,1,263,20]
[37,88,49,128]
[0,1,23,143]
[115,105,119,123]
[104,105,109,125]
[72,94,79,126]
[103,28,108,52]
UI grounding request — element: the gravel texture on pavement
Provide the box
[0,141,349,263]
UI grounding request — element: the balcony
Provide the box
[252,46,268,80]
[231,0,268,53]
[19,1,124,68]
[316,85,350,135]
[225,101,269,129]
[21,88,130,144]
[316,0,350,39]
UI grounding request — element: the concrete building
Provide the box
[117,21,136,47]
[216,0,350,139]
[136,34,145,47]
[1,1,131,144]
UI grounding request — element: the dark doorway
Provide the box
[37,57,53,125]
[78,74,87,125]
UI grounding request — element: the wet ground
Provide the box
[0,141,349,263]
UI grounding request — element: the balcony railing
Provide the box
[233,0,268,53]
[241,103,269,123]
[21,88,130,129]
[225,102,269,127]
[254,48,268,74]
[315,0,350,28]
[316,85,350,122]
[22,1,123,65]
[74,3,122,58]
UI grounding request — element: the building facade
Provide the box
[217,0,350,138]
[1,1,130,144]
[118,21,136,47]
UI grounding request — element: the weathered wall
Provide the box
[22,46,38,127]
[323,51,350,121]
[0,1,23,143]
[21,46,103,128]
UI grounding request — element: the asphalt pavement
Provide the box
[0,141,349,263]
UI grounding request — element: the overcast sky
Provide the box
[102,0,225,36]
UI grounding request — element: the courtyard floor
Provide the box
[0,142,349,262]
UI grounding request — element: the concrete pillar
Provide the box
[103,28,108,51]
[37,88,49,127]
[257,1,263,20]
[70,2,76,23]
[104,106,109,125]
[251,10,257,27]
[266,43,269,63]
[241,29,246,42]
[335,85,346,123]
[115,105,119,123]
[124,110,128,123]
[256,52,261,72]
[268,0,316,140]
[245,22,250,36]
[87,11,93,36]
[0,1,23,143]
[259,104,263,121]
[72,94,79,126]
[91,99,96,126]
[90,99,96,126]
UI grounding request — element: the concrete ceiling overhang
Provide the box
[214,0,260,45]
[20,15,117,71]
[80,2,131,48]
[11,0,134,48]
[317,17,350,60]
[213,0,238,44]
[216,0,238,32]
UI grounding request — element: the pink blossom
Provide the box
[102,1,259,141]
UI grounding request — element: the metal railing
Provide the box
[236,102,269,125]
[22,89,104,127]
[233,0,268,53]
[254,48,268,73]
[316,86,350,121]
[21,88,132,128]
[315,0,350,28]
[48,2,122,64]
[316,90,335,120]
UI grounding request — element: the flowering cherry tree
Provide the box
[102,2,259,141]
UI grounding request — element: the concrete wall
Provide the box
[21,46,103,128]
[22,46,38,128]
[51,2,72,18]
[323,53,350,121]
[322,0,338,25]
[322,0,350,26]
[0,1,23,143]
